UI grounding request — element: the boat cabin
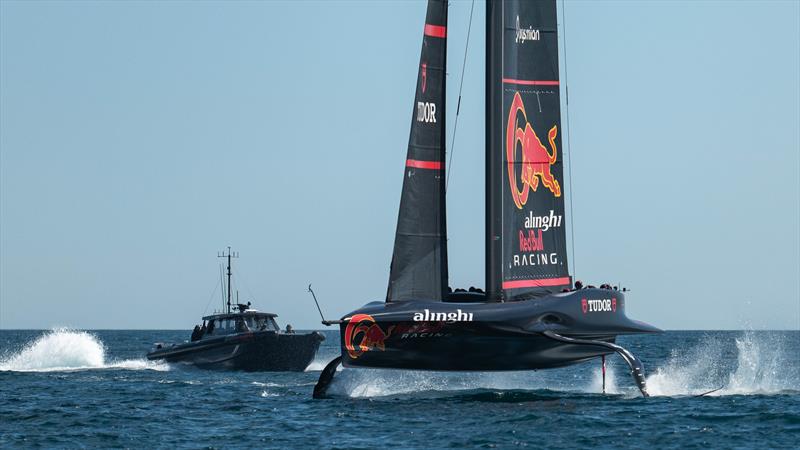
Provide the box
[201,310,280,337]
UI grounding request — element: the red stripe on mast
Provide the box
[502,78,560,86]
[502,277,571,289]
[424,24,447,38]
[406,159,443,170]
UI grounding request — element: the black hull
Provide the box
[346,330,614,371]
[147,331,324,372]
[340,290,658,371]
[313,289,659,397]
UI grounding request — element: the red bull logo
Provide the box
[506,91,561,209]
[343,314,395,359]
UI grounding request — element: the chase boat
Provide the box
[147,248,324,371]
[313,0,661,398]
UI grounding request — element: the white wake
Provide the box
[318,331,797,398]
[0,328,168,372]
[646,331,797,397]
[327,369,578,398]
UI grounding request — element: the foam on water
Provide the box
[0,328,168,372]
[328,369,577,398]
[646,331,798,397]
[323,331,797,398]
[251,381,284,387]
[304,356,335,372]
[330,369,469,397]
[588,359,620,395]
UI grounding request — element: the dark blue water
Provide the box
[1,329,798,448]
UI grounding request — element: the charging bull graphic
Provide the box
[506,91,561,209]
[344,314,395,359]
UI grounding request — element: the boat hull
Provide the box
[147,331,324,371]
[339,289,659,371]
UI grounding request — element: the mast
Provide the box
[485,0,571,301]
[218,247,239,314]
[486,0,503,302]
[386,0,449,302]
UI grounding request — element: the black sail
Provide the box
[487,0,570,301]
[387,0,448,302]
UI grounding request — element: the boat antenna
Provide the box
[219,263,226,313]
[445,0,476,192]
[561,0,577,280]
[218,247,239,314]
[308,284,340,326]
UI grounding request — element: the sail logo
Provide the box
[421,62,427,93]
[343,314,394,359]
[581,298,617,314]
[513,253,558,267]
[519,229,544,252]
[524,210,562,231]
[417,102,437,123]
[506,91,561,209]
[515,16,541,43]
[413,309,473,323]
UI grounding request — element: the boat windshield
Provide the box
[204,315,279,334]
[253,316,279,331]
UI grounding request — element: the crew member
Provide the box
[191,325,202,341]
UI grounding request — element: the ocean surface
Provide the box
[1,329,798,448]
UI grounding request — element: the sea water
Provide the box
[0,329,798,448]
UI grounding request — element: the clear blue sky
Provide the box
[1,0,798,330]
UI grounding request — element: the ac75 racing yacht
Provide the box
[313,0,661,398]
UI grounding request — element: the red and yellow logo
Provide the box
[506,91,561,209]
[343,314,395,360]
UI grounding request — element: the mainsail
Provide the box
[387,0,449,302]
[486,0,570,301]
